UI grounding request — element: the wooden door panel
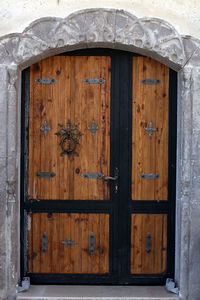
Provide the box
[28,213,109,273]
[132,57,169,201]
[28,56,111,200]
[130,214,167,274]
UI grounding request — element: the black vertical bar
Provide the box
[110,54,121,280]
[117,54,133,282]
[20,67,30,278]
[167,69,177,277]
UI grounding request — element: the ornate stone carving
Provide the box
[6,180,16,202]
[0,8,196,69]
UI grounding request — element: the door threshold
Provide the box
[17,285,179,300]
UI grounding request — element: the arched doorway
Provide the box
[21,48,177,285]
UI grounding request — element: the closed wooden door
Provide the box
[22,50,176,285]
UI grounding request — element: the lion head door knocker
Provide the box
[55,120,83,156]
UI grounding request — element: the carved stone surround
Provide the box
[0,8,200,300]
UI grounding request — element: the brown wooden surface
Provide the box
[28,213,109,273]
[28,56,111,200]
[131,214,167,274]
[132,57,169,201]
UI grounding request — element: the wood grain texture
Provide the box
[131,214,167,274]
[28,56,111,200]
[132,57,169,201]
[28,213,109,273]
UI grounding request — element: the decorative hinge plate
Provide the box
[83,78,105,84]
[88,232,95,255]
[35,78,57,84]
[141,79,161,84]
[139,173,160,179]
[81,172,103,179]
[36,172,56,178]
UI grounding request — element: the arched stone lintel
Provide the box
[0,8,199,71]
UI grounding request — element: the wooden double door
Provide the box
[21,50,177,285]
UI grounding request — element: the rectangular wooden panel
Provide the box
[28,213,109,273]
[132,57,169,200]
[131,214,167,274]
[28,56,111,200]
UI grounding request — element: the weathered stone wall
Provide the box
[0,7,200,300]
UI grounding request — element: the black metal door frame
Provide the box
[21,49,177,285]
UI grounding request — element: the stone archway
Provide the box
[0,8,196,69]
[0,8,200,300]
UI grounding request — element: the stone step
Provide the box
[16,285,179,300]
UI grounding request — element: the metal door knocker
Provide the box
[55,120,83,156]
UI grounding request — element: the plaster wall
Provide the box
[1,0,200,38]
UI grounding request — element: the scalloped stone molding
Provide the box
[1,8,200,300]
[0,8,199,70]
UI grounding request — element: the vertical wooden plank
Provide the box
[131,214,167,274]
[132,57,169,201]
[99,213,109,273]
[62,213,73,273]
[40,213,52,273]
[27,213,33,273]
[31,213,41,273]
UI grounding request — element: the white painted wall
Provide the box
[0,0,200,38]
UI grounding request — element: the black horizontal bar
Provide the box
[24,199,170,213]
[29,273,167,285]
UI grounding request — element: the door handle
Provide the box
[103,167,119,193]
[103,167,119,181]
[103,175,118,181]
[81,168,119,193]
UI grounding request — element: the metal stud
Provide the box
[40,120,51,135]
[87,120,99,136]
[145,121,156,137]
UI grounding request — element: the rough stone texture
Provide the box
[0,67,9,300]
[0,8,198,70]
[187,68,200,300]
[0,7,199,300]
